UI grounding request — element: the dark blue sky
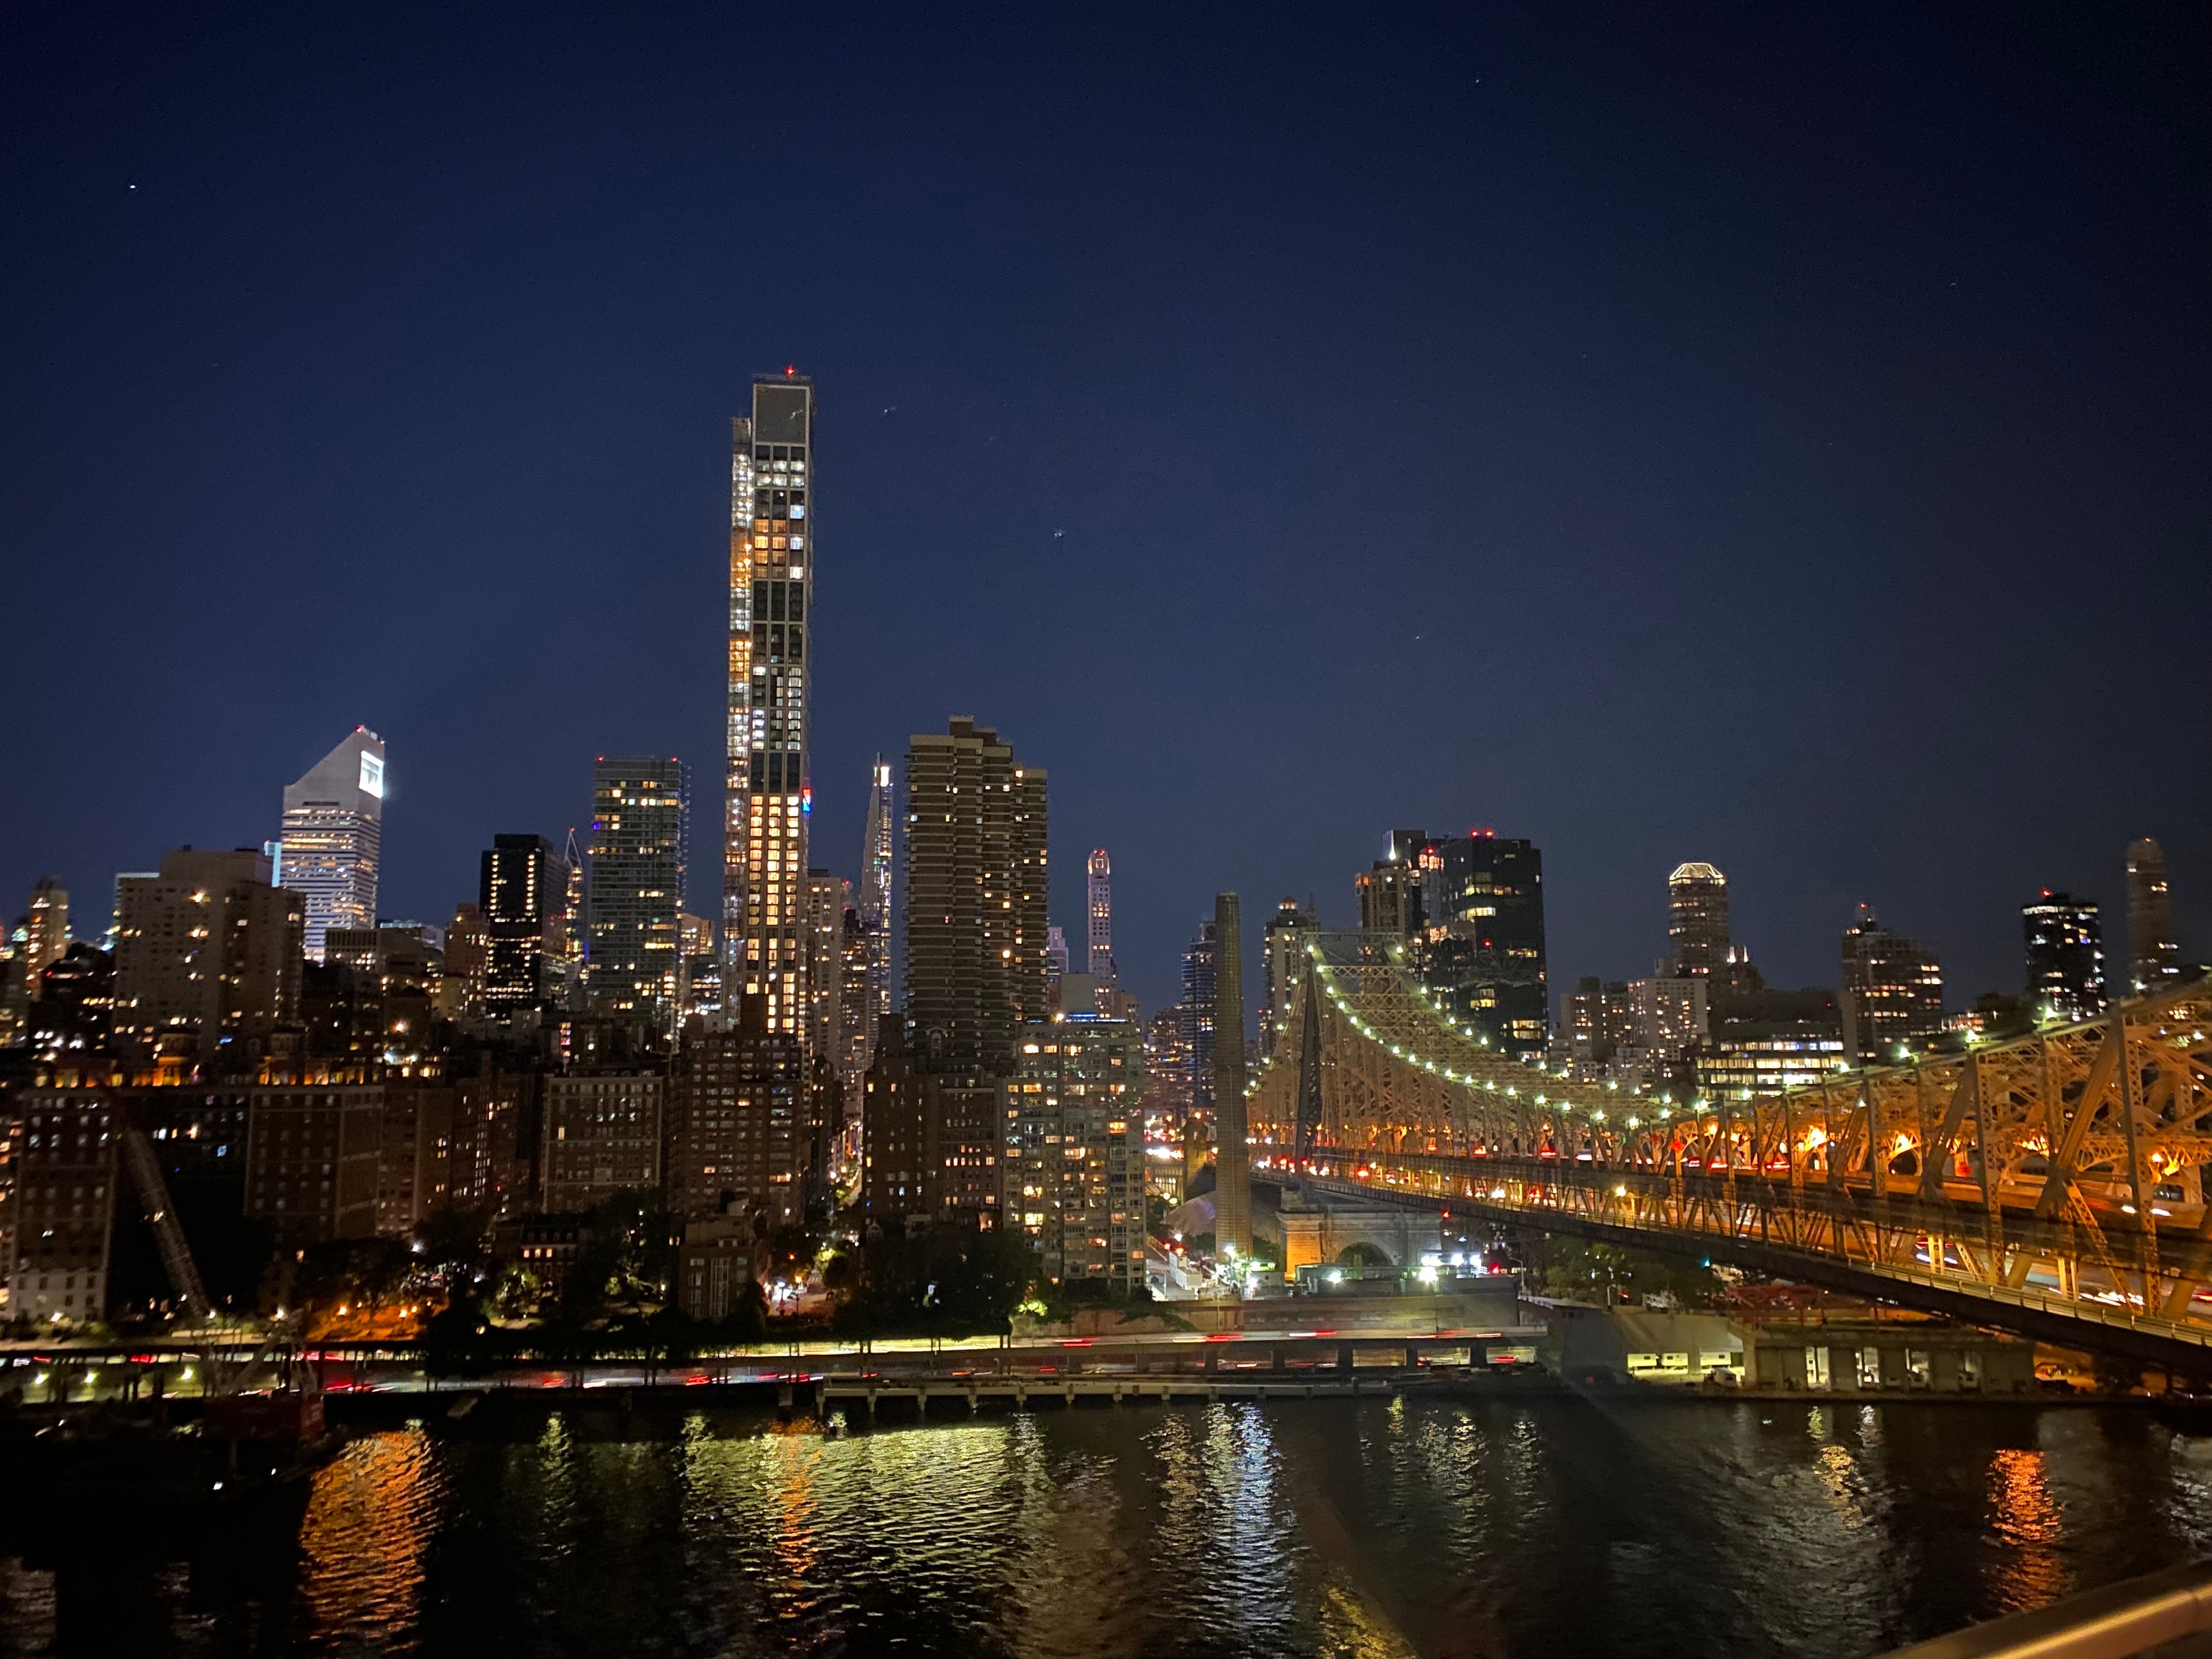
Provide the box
[4,6,2207,1015]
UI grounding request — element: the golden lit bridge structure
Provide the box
[1250,934,2212,1367]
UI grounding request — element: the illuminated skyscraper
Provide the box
[838,901,872,1088]
[561,826,586,997]
[1087,849,1115,981]
[1261,896,1317,1059]
[279,726,385,962]
[1211,892,1250,1256]
[1005,1016,1146,1294]
[22,876,70,998]
[1667,862,1730,976]
[859,754,894,1054]
[1409,830,1550,1063]
[1838,905,1944,1062]
[723,373,816,1037]
[804,870,846,1061]
[586,755,689,1023]
[2024,891,2106,1021]
[904,717,1048,1073]
[480,834,573,1010]
[2127,838,2183,992]
[1181,919,1218,1116]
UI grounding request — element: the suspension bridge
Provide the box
[1249,934,2212,1367]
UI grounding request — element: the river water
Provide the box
[5,1396,2211,1657]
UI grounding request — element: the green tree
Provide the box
[563,1189,683,1316]
[828,1225,1037,1339]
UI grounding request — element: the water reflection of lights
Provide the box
[301,1430,442,1645]
[1986,1449,2072,1613]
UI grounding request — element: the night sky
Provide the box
[4,7,2207,1016]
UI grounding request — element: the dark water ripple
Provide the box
[4,1398,2209,1658]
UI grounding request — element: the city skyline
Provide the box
[3,10,2207,1019]
[3,16,2210,1649]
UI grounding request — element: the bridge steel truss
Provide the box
[1250,933,2212,1362]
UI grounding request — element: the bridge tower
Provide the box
[1212,892,1251,1256]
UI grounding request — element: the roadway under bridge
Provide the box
[1251,933,2212,1370]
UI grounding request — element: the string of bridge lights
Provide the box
[1242,936,1954,1138]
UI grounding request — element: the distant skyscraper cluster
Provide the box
[1357,828,1549,1063]
[4,362,2204,1335]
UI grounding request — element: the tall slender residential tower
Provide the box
[724,372,816,1036]
[803,870,846,1059]
[279,727,385,962]
[1211,891,1250,1257]
[2128,838,2183,992]
[860,754,895,1040]
[1087,849,1115,981]
[561,826,586,1000]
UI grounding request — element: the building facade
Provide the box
[1412,831,1549,1063]
[481,834,574,1011]
[1355,857,1419,937]
[1005,1018,1145,1295]
[857,755,894,1066]
[858,1018,1002,1228]
[1260,897,1317,1059]
[1180,920,1217,1118]
[112,848,304,1065]
[1838,906,1945,1062]
[1087,849,1115,981]
[2024,892,2106,1022]
[22,877,70,996]
[1696,1032,1849,1097]
[1561,977,1638,1074]
[279,727,385,962]
[6,1086,116,1324]
[1211,893,1250,1256]
[904,718,1049,1073]
[375,1080,458,1236]
[803,870,845,1063]
[586,755,689,1024]
[724,374,817,1039]
[2127,838,2183,993]
[669,1025,806,1228]
[838,902,872,1092]
[244,1085,385,1245]
[1667,862,1730,976]
[540,1072,666,1213]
